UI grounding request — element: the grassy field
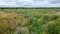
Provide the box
[0,8,60,34]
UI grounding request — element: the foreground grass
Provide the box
[0,8,60,34]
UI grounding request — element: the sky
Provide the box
[0,0,60,7]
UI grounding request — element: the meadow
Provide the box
[0,8,60,34]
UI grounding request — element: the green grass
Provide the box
[0,8,60,34]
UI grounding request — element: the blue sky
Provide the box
[0,0,60,7]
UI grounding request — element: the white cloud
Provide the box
[0,0,60,7]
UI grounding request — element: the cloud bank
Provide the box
[0,0,60,7]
